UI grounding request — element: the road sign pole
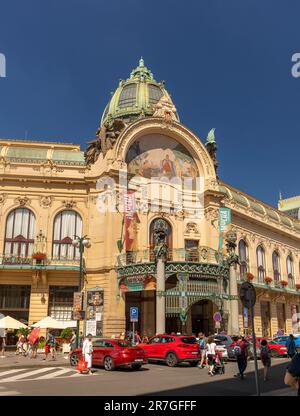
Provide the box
[250,305,260,396]
[132,321,135,346]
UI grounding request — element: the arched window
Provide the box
[4,208,36,262]
[149,218,172,261]
[272,251,281,282]
[52,210,82,260]
[287,256,295,289]
[256,245,266,283]
[238,239,248,278]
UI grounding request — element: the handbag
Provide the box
[76,358,88,373]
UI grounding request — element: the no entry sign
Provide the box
[213,312,222,322]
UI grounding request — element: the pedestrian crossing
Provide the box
[0,367,82,383]
[0,386,22,396]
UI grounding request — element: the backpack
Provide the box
[260,346,269,360]
[234,344,242,356]
[199,339,205,350]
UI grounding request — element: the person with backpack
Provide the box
[198,333,208,369]
[44,330,56,361]
[287,334,297,359]
[234,336,248,380]
[260,339,271,381]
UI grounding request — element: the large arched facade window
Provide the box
[4,208,36,261]
[256,245,266,283]
[272,251,281,282]
[287,255,295,288]
[238,239,248,278]
[52,210,82,260]
[149,218,172,261]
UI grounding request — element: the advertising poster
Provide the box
[124,191,138,252]
[72,292,84,321]
[86,288,104,337]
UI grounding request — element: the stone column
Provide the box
[156,258,166,334]
[228,263,240,335]
[225,226,240,335]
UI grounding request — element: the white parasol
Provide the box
[0,315,28,330]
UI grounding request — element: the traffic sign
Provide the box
[239,281,256,308]
[130,307,139,322]
[213,312,222,322]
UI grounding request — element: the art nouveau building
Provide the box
[0,59,299,339]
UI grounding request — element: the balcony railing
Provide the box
[117,247,224,267]
[237,271,298,292]
[0,255,80,267]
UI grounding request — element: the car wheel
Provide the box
[190,361,199,367]
[166,352,178,367]
[70,353,78,367]
[270,349,279,358]
[131,364,142,370]
[104,356,115,371]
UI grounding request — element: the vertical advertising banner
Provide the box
[124,191,137,252]
[73,292,84,321]
[218,207,231,251]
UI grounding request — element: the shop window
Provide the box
[256,245,266,283]
[3,208,35,262]
[272,251,281,282]
[52,210,82,260]
[238,240,248,279]
[48,286,77,321]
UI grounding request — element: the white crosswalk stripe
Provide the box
[0,367,79,383]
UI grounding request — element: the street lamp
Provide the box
[72,235,91,348]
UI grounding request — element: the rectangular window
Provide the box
[0,285,31,309]
[185,240,199,262]
[48,286,77,321]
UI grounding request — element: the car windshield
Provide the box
[180,337,197,344]
[117,341,132,347]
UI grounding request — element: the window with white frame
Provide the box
[256,245,266,282]
[4,208,36,260]
[238,239,248,278]
[272,251,281,281]
[52,210,82,260]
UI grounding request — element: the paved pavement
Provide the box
[0,352,70,369]
[0,357,296,396]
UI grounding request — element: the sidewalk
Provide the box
[0,352,71,369]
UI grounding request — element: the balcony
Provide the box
[0,255,80,270]
[236,271,299,294]
[116,247,229,282]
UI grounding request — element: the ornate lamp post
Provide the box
[72,235,91,348]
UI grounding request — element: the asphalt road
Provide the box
[0,358,296,396]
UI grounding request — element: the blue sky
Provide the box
[0,0,299,207]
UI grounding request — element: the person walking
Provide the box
[287,334,297,359]
[285,352,300,395]
[44,330,56,361]
[234,336,249,380]
[206,336,217,376]
[260,339,271,381]
[0,329,6,358]
[67,330,77,360]
[82,333,93,375]
[198,333,208,368]
[134,330,141,345]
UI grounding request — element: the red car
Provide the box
[139,334,200,367]
[70,338,147,371]
[246,337,287,358]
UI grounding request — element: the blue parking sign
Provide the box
[130,307,138,322]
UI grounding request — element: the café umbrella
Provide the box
[0,315,28,330]
[31,316,66,329]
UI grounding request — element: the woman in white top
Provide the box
[82,333,93,374]
[206,336,217,376]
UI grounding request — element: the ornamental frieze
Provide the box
[15,196,30,206]
[39,195,53,208]
[62,199,77,209]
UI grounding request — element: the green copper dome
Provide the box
[100,58,179,125]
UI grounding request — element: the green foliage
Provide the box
[16,327,31,337]
[60,327,73,341]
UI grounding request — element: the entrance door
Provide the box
[261,301,271,337]
[276,303,286,333]
[191,300,215,336]
[125,290,155,337]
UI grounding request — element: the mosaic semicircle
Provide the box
[125,134,198,180]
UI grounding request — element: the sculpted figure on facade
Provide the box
[153,96,177,122]
[85,118,127,164]
[153,219,169,261]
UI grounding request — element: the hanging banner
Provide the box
[178,273,188,322]
[73,292,84,321]
[124,191,138,252]
[218,207,231,251]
